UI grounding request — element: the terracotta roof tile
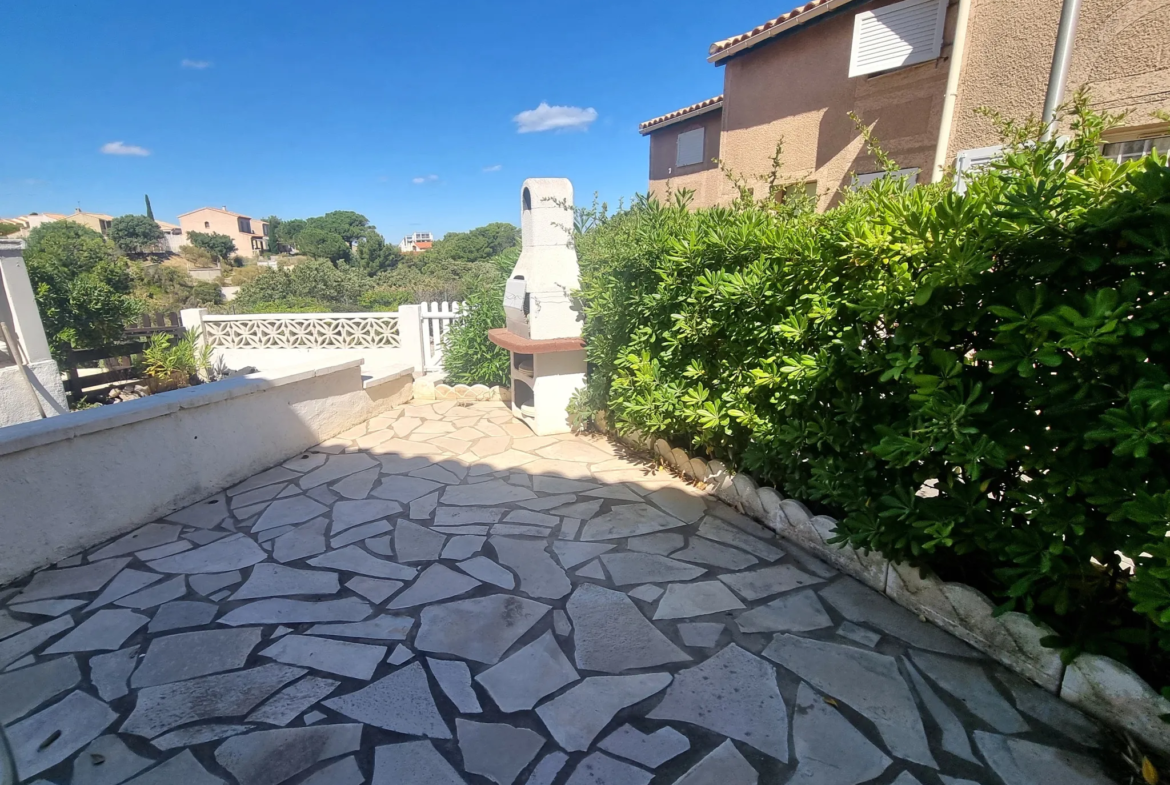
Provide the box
[709,0,848,61]
[639,95,723,134]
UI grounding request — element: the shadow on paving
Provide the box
[0,400,1122,784]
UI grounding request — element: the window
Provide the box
[676,127,705,167]
[1102,136,1170,163]
[849,0,946,78]
[262,224,269,236]
[777,181,818,203]
[954,144,1004,194]
[854,167,920,188]
[204,221,210,229]
[237,217,252,234]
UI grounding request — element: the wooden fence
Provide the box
[61,313,183,403]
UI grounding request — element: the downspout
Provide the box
[931,0,974,182]
[1040,0,1083,141]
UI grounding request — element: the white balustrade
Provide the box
[420,301,463,371]
[201,312,401,349]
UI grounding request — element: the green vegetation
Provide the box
[0,222,21,237]
[572,97,1170,689]
[441,249,518,387]
[129,263,223,312]
[187,231,237,264]
[140,330,212,391]
[108,214,164,255]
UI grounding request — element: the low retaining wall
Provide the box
[0,359,412,585]
[412,371,509,403]
[619,428,1170,756]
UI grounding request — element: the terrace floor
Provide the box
[0,401,1119,784]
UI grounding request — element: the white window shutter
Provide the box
[849,0,947,78]
[676,128,705,167]
[953,144,1003,193]
[854,167,920,189]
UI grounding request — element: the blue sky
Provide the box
[0,1,786,241]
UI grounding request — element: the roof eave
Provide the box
[639,100,723,136]
[708,0,857,64]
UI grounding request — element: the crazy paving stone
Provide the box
[89,523,181,561]
[377,454,432,474]
[552,541,615,569]
[997,670,1104,746]
[526,752,569,785]
[761,634,935,767]
[387,643,414,665]
[600,553,706,586]
[627,584,664,603]
[8,598,84,617]
[518,493,577,512]
[672,538,758,571]
[70,735,152,785]
[333,466,380,499]
[306,485,339,506]
[564,752,652,785]
[164,494,229,528]
[735,589,832,634]
[458,719,546,785]
[491,536,572,599]
[412,464,463,484]
[837,621,881,647]
[505,510,559,527]
[134,541,192,561]
[232,483,287,510]
[186,529,230,545]
[546,500,605,520]
[218,597,372,626]
[696,518,784,562]
[86,569,164,611]
[0,655,79,724]
[904,659,979,765]
[441,534,486,560]
[19,558,131,603]
[646,487,707,523]
[908,650,1028,733]
[330,519,392,548]
[973,731,1114,785]
[440,478,538,506]
[9,690,116,780]
[247,675,339,726]
[435,506,506,524]
[152,723,253,750]
[0,615,73,668]
[121,663,305,738]
[820,579,979,657]
[122,749,224,785]
[395,520,447,562]
[114,576,186,609]
[307,545,418,580]
[409,490,442,520]
[299,452,378,489]
[308,616,414,640]
[653,581,745,620]
[90,645,138,701]
[568,583,690,672]
[428,657,483,713]
[303,710,327,725]
[492,524,553,537]
[625,532,685,556]
[345,575,403,603]
[190,570,242,596]
[229,466,302,495]
[533,476,598,494]
[598,724,690,769]
[148,534,267,574]
[791,681,891,784]
[372,475,444,503]
[133,627,262,688]
[215,723,363,785]
[372,741,464,785]
[416,594,550,664]
[537,673,673,751]
[231,563,340,600]
[649,644,788,761]
[44,609,147,654]
[717,563,823,601]
[300,756,363,785]
[0,610,29,640]
[673,739,758,785]
[457,555,516,588]
[477,630,579,712]
[388,563,481,609]
[558,518,583,539]
[580,504,689,541]
[260,634,385,679]
[365,534,395,555]
[678,622,724,648]
[331,499,402,531]
[576,560,607,580]
[324,660,450,737]
[273,519,329,563]
[583,484,643,502]
[253,497,329,533]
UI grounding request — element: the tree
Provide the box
[428,222,519,265]
[233,258,370,312]
[305,211,373,246]
[108,214,165,255]
[0,222,20,237]
[294,226,350,262]
[144,194,154,220]
[352,232,403,275]
[270,217,305,253]
[24,221,139,356]
[130,262,223,311]
[186,231,237,263]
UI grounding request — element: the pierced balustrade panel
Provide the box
[202,314,401,349]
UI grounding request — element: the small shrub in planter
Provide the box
[141,331,213,393]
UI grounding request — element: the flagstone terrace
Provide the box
[0,400,1119,784]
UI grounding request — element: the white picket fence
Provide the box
[420,301,463,372]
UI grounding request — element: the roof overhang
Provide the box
[639,96,723,136]
[708,0,860,64]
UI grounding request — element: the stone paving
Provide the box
[0,400,1121,784]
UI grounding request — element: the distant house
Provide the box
[178,207,269,257]
[399,232,434,253]
[2,212,187,252]
[154,220,185,253]
[62,209,115,234]
[640,0,1170,210]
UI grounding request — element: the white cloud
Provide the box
[412,174,439,184]
[483,164,503,172]
[513,102,598,133]
[181,59,212,69]
[100,141,150,157]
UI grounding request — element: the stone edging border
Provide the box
[613,427,1170,756]
[412,372,510,403]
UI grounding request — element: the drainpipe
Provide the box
[1040,0,1083,141]
[931,0,974,182]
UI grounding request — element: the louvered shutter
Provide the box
[953,145,1003,193]
[849,0,947,78]
[676,128,705,167]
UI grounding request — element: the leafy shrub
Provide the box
[130,263,223,311]
[140,331,212,391]
[577,99,1170,687]
[441,249,517,387]
[180,245,219,268]
[108,214,165,255]
[359,287,415,312]
[187,231,237,263]
[231,258,369,312]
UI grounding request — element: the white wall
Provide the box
[0,359,411,584]
[0,360,69,427]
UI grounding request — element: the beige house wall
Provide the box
[949,0,1170,159]
[179,208,267,257]
[62,212,112,234]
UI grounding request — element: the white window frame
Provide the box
[676,127,706,168]
[853,167,920,189]
[1101,136,1170,164]
[849,0,947,78]
[953,144,1004,194]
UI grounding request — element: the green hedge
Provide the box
[575,105,1170,688]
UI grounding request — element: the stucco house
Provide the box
[399,231,434,253]
[178,206,269,257]
[640,0,1170,209]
